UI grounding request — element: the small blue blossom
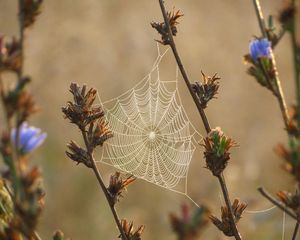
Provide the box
[249,38,271,62]
[11,122,47,154]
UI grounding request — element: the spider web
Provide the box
[96,45,288,238]
[96,46,201,195]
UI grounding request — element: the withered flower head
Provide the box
[278,0,296,28]
[107,172,136,205]
[14,166,44,238]
[169,203,210,240]
[203,127,236,176]
[87,119,113,148]
[151,8,183,45]
[0,132,13,159]
[119,219,145,240]
[21,0,43,28]
[66,141,91,168]
[62,83,104,130]
[275,142,300,182]
[286,105,299,136]
[210,199,247,237]
[1,77,37,121]
[192,71,220,108]
[277,188,300,214]
[0,36,21,73]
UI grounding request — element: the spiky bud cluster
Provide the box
[63,83,112,166]
[192,71,220,109]
[151,8,183,45]
[169,203,210,240]
[210,199,247,237]
[277,189,300,215]
[203,127,236,176]
[107,172,136,205]
[119,219,145,240]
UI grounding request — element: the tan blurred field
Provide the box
[0,0,299,239]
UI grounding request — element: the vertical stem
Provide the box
[80,130,128,240]
[271,52,290,129]
[18,0,24,77]
[253,0,289,130]
[291,0,300,125]
[253,0,268,38]
[292,222,299,240]
[158,0,211,134]
[217,174,241,240]
[12,0,26,202]
[157,1,241,239]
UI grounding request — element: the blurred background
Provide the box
[0,0,299,239]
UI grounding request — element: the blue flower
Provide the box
[11,122,47,154]
[249,38,271,62]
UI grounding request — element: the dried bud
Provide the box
[169,203,210,240]
[192,71,220,108]
[1,77,36,121]
[202,127,236,176]
[107,172,135,205]
[66,141,92,168]
[0,132,13,159]
[87,119,113,149]
[119,219,145,240]
[53,230,65,240]
[275,143,300,182]
[210,199,247,237]
[286,105,299,136]
[277,189,300,215]
[151,8,183,45]
[21,0,43,28]
[13,166,44,238]
[0,36,21,73]
[62,83,104,129]
[278,1,296,29]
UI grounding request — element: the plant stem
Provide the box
[292,222,299,240]
[157,1,241,239]
[33,231,42,240]
[217,174,241,240]
[253,0,289,130]
[18,0,25,77]
[80,129,128,240]
[272,56,290,130]
[158,0,211,134]
[290,0,300,125]
[258,187,299,221]
[253,0,268,38]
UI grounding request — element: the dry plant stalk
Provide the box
[63,83,143,240]
[152,1,246,239]
[0,0,52,239]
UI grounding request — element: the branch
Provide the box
[157,1,241,239]
[158,0,211,134]
[290,0,300,125]
[258,187,299,221]
[80,129,128,240]
[253,0,289,131]
[253,0,268,38]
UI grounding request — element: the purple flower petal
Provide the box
[10,122,47,154]
[24,133,47,153]
[249,38,271,62]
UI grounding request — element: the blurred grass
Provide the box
[0,0,298,239]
